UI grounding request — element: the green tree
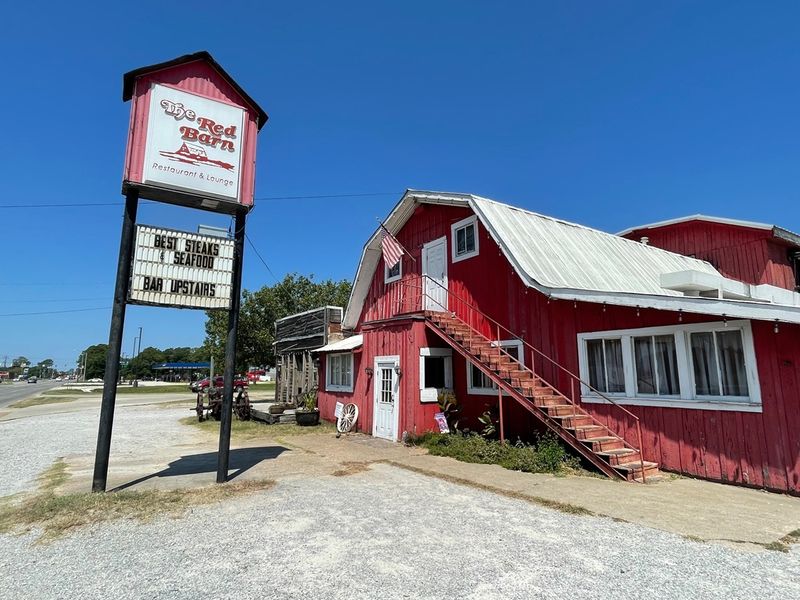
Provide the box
[80,344,109,380]
[124,347,166,379]
[203,273,352,371]
[12,356,29,368]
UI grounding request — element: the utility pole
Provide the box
[137,326,143,356]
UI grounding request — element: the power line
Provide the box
[0,192,398,209]
[245,233,278,281]
[0,297,109,304]
[0,307,110,317]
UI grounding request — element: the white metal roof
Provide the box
[472,197,718,296]
[314,334,363,353]
[342,191,800,329]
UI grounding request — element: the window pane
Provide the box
[504,345,520,362]
[634,337,656,395]
[457,228,466,255]
[464,224,475,252]
[605,339,625,393]
[424,356,446,388]
[716,331,749,396]
[471,362,492,389]
[654,335,679,395]
[691,332,720,396]
[343,355,352,387]
[387,262,400,278]
[586,339,606,392]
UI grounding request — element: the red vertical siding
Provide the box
[332,204,800,493]
[622,221,797,291]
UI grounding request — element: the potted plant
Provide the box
[295,388,320,426]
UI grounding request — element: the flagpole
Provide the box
[377,218,417,263]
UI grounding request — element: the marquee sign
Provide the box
[142,85,245,203]
[129,225,234,310]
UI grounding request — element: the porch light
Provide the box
[364,367,374,377]
[394,365,403,377]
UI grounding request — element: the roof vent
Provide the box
[640,236,649,245]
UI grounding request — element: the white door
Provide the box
[422,236,448,311]
[373,356,399,440]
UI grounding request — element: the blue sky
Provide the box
[1,1,799,370]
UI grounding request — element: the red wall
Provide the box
[326,204,800,493]
[622,221,797,291]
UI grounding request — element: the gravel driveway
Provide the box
[1,407,800,599]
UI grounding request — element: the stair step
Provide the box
[558,415,594,428]
[596,448,641,465]
[582,436,625,452]
[532,395,563,407]
[545,404,582,416]
[615,461,660,482]
[573,425,609,440]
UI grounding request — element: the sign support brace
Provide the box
[93,189,139,493]
[216,208,246,483]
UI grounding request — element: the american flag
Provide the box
[380,227,404,268]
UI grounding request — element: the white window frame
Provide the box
[325,352,354,393]
[450,215,479,263]
[419,348,453,403]
[577,320,761,412]
[384,257,402,284]
[467,340,524,395]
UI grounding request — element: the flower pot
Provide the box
[295,409,320,426]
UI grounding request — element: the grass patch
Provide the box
[10,396,79,409]
[406,432,580,475]
[179,416,335,440]
[0,458,274,542]
[332,461,373,477]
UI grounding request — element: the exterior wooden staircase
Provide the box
[425,311,660,483]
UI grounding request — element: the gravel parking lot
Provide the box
[2,406,800,599]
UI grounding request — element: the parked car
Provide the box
[27,376,38,384]
[190,376,248,393]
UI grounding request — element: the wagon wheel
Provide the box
[336,403,359,434]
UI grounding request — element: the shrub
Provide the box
[406,431,579,474]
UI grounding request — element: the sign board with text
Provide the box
[142,84,245,203]
[129,225,234,310]
[122,52,268,214]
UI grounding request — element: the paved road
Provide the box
[0,380,63,409]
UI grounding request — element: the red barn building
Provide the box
[316,191,800,492]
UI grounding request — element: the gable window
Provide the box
[468,340,524,395]
[419,348,453,403]
[577,321,761,412]
[384,259,401,284]
[451,215,479,262]
[326,353,354,392]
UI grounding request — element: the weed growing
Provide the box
[407,431,580,474]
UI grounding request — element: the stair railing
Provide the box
[400,276,647,480]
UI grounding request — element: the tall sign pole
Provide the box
[217,208,246,482]
[91,52,267,493]
[93,189,139,492]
